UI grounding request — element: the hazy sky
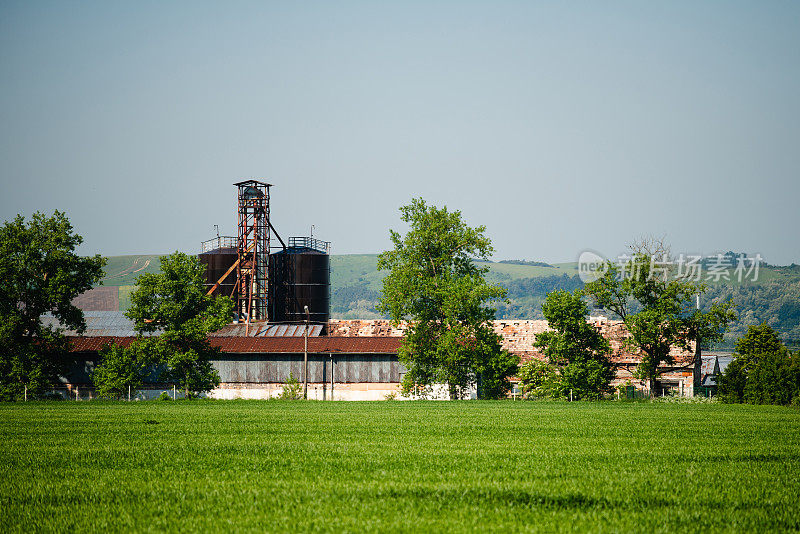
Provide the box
[1,1,798,264]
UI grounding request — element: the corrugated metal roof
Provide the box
[211,323,323,337]
[67,336,403,354]
[43,312,323,338]
[42,311,158,337]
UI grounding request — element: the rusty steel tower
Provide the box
[235,180,271,323]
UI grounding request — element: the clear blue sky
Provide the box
[1,1,798,263]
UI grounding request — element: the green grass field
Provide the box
[1,401,799,532]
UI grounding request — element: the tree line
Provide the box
[2,207,797,405]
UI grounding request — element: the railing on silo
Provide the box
[201,236,238,253]
[287,236,330,254]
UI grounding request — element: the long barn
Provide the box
[52,312,698,400]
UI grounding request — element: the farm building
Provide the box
[53,179,699,399]
[52,311,698,400]
[695,352,735,397]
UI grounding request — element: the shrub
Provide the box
[518,360,562,399]
[279,372,302,400]
[92,341,151,400]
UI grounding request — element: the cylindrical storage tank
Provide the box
[199,247,238,298]
[269,247,330,326]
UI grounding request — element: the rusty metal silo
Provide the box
[269,237,330,326]
[199,237,238,298]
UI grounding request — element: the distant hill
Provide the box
[94,253,800,349]
[99,255,163,286]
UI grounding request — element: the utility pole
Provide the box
[304,305,309,399]
[693,293,701,398]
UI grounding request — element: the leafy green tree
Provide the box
[719,324,799,405]
[127,252,233,398]
[717,357,748,403]
[534,290,615,399]
[377,198,519,399]
[734,323,784,365]
[744,350,794,405]
[91,340,154,400]
[517,359,560,399]
[0,211,105,400]
[582,239,735,394]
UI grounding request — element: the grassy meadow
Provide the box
[1,400,799,532]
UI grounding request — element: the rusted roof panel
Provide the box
[68,336,136,352]
[66,336,402,354]
[700,356,716,375]
[71,286,119,312]
[209,336,403,354]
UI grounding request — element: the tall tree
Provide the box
[718,323,798,404]
[377,198,518,399]
[534,289,615,399]
[126,252,233,398]
[581,239,735,394]
[0,211,105,400]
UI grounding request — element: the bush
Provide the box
[518,360,562,399]
[278,372,302,400]
[92,341,151,400]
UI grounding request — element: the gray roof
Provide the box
[211,323,323,337]
[41,311,322,338]
[41,311,157,337]
[717,356,734,374]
